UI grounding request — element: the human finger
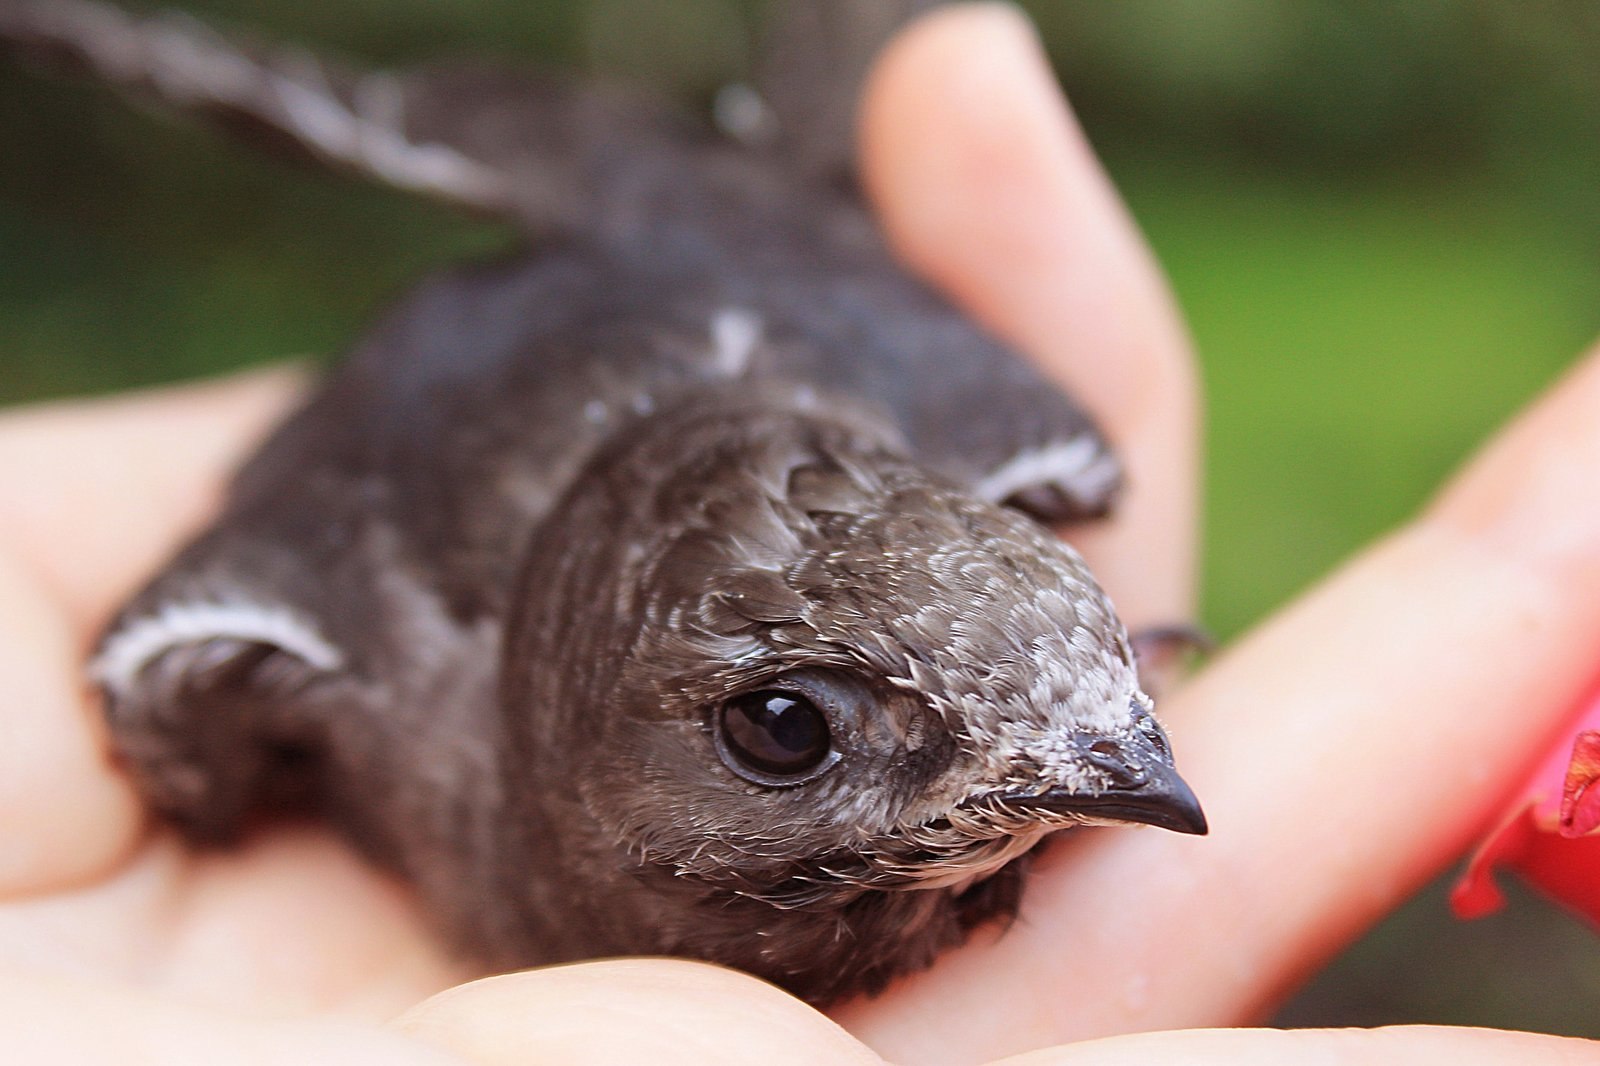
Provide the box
[395,960,882,1066]
[0,367,301,893]
[993,1025,1600,1066]
[0,365,305,635]
[0,968,464,1066]
[859,3,1200,627]
[0,823,460,1016]
[842,343,1600,1062]
[0,545,140,892]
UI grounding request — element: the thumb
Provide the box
[992,1025,1600,1066]
[393,960,882,1066]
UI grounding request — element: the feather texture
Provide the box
[8,0,1208,1005]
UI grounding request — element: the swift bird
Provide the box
[2,0,1206,1005]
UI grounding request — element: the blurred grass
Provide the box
[2,0,1598,1040]
[0,70,510,404]
[1125,162,1600,635]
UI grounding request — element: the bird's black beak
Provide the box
[993,761,1208,835]
[974,714,1209,836]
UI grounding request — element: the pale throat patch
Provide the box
[968,669,1147,793]
[92,599,344,694]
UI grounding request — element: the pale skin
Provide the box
[1,5,1597,1063]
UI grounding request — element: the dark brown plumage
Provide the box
[4,0,1206,1005]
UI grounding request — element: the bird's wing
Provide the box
[0,0,948,225]
[751,259,1123,525]
[0,0,672,230]
[90,493,503,853]
[91,548,371,842]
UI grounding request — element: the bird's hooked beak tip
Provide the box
[973,710,1209,836]
[1104,767,1208,836]
[1163,772,1209,835]
[989,763,1208,836]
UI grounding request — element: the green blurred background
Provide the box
[2,0,1597,1036]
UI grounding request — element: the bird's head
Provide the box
[505,387,1204,923]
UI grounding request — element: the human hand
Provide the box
[2,4,1597,1063]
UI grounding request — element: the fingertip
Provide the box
[0,366,310,896]
[858,3,1199,625]
[0,549,143,896]
[991,1026,1600,1066]
[0,364,308,632]
[860,2,1072,342]
[859,1,1192,416]
[396,960,882,1066]
[0,969,468,1066]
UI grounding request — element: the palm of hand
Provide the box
[0,371,464,1018]
[3,7,1599,1065]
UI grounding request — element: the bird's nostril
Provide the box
[1080,739,1146,785]
[1075,733,1155,785]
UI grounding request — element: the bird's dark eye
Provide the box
[717,689,835,784]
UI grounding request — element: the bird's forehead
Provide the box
[654,454,1141,740]
[795,523,1140,737]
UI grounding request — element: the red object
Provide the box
[1559,731,1600,838]
[1451,689,1600,925]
